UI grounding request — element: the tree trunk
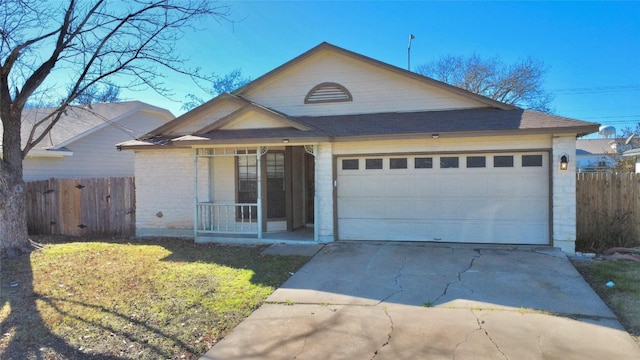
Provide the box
[1,107,31,254]
[0,168,30,254]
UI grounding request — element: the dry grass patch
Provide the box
[0,237,310,359]
[573,259,640,344]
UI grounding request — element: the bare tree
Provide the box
[614,123,640,172]
[0,0,230,253]
[72,83,121,105]
[182,68,251,111]
[415,54,554,112]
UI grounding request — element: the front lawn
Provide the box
[573,259,640,344]
[0,237,310,359]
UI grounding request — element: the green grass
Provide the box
[0,237,310,359]
[573,260,640,344]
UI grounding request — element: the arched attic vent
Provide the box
[304,82,353,104]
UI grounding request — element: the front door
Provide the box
[261,147,314,232]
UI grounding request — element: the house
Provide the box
[119,42,599,253]
[575,138,618,172]
[622,148,640,173]
[5,101,174,181]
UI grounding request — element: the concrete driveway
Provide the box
[201,242,640,359]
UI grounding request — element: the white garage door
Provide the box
[337,152,549,244]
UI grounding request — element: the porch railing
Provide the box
[196,202,258,234]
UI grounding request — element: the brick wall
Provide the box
[316,142,335,242]
[135,149,195,237]
[552,136,577,253]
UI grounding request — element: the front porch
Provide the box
[193,145,320,243]
[195,226,315,244]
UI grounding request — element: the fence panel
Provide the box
[26,177,136,237]
[576,172,640,251]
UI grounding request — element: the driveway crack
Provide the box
[371,306,394,359]
[432,250,481,305]
[292,332,309,359]
[471,309,508,359]
[377,255,407,304]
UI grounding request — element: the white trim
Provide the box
[24,149,74,158]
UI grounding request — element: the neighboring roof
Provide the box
[233,42,518,111]
[623,148,640,157]
[0,101,174,153]
[576,139,618,155]
[119,108,599,149]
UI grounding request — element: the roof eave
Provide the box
[329,126,600,143]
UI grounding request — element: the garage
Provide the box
[336,152,550,244]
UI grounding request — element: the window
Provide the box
[522,155,543,167]
[440,156,459,168]
[342,159,359,170]
[494,155,514,168]
[366,158,383,170]
[415,157,433,169]
[466,156,486,168]
[390,158,407,169]
[237,153,257,219]
[305,82,353,104]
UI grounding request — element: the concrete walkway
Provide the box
[201,242,640,359]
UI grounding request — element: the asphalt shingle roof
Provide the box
[192,108,598,141]
[0,101,173,151]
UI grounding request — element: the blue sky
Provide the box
[125,1,640,137]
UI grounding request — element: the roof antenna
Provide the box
[407,34,415,71]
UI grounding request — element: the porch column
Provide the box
[193,149,198,238]
[305,144,320,242]
[257,150,262,241]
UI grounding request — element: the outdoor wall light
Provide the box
[560,154,569,171]
[282,139,290,143]
[432,134,440,139]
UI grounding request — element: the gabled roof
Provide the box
[292,108,597,140]
[119,108,598,149]
[146,93,249,137]
[118,43,599,150]
[233,42,517,111]
[194,103,312,134]
[1,101,174,153]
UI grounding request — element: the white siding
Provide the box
[167,101,244,135]
[242,52,487,117]
[23,111,170,181]
[210,156,236,202]
[222,112,289,130]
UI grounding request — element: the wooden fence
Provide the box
[576,172,640,251]
[26,177,135,237]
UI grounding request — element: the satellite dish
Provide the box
[625,134,635,145]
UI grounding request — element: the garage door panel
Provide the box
[339,198,418,219]
[338,219,439,241]
[337,152,549,244]
[339,219,549,243]
[461,198,548,221]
